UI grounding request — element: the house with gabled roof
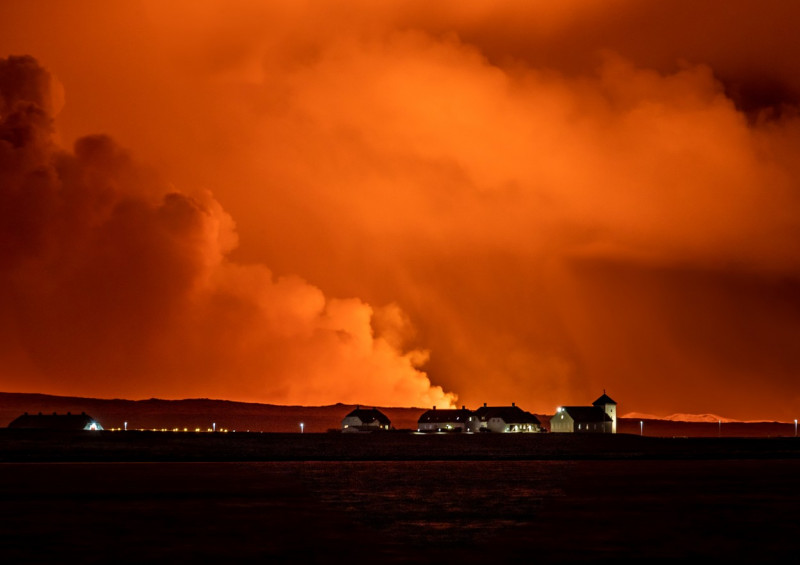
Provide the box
[341,406,392,432]
[417,406,479,433]
[549,391,617,434]
[8,411,104,431]
[474,403,543,433]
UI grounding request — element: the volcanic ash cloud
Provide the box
[0,55,456,408]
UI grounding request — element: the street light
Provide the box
[300,422,304,434]
[640,420,643,436]
[124,421,127,431]
[718,420,721,437]
[795,419,797,437]
[213,422,216,432]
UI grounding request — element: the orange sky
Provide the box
[2,1,800,420]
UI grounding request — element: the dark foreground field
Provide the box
[2,432,799,564]
[1,428,800,462]
[1,458,798,564]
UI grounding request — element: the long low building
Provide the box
[8,412,104,431]
[474,403,543,433]
[417,403,544,433]
[417,407,479,433]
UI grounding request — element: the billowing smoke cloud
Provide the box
[0,55,456,408]
[2,1,800,420]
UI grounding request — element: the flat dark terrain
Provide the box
[1,428,799,462]
[2,432,799,563]
[1,457,798,564]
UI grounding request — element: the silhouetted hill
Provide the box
[616,416,797,438]
[0,392,427,432]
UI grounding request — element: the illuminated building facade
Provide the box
[417,406,479,433]
[550,392,617,434]
[474,403,543,432]
[341,406,392,432]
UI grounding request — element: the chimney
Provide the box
[512,402,515,407]
[433,406,436,410]
[462,405,465,410]
[483,402,487,407]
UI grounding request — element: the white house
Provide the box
[474,403,543,433]
[417,407,479,433]
[341,407,392,432]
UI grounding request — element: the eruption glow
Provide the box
[2,1,800,420]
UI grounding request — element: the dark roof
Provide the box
[7,412,103,430]
[559,406,611,423]
[592,392,617,406]
[343,407,391,426]
[475,405,540,425]
[418,408,474,424]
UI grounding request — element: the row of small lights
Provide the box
[107,422,310,433]
[109,427,236,432]
[108,422,238,433]
[105,419,800,436]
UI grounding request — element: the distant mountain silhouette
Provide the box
[0,392,426,433]
[623,412,745,423]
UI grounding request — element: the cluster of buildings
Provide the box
[341,392,618,434]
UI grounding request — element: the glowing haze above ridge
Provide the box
[2,0,800,420]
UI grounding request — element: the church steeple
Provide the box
[592,390,617,434]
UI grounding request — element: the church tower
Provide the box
[592,390,617,434]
